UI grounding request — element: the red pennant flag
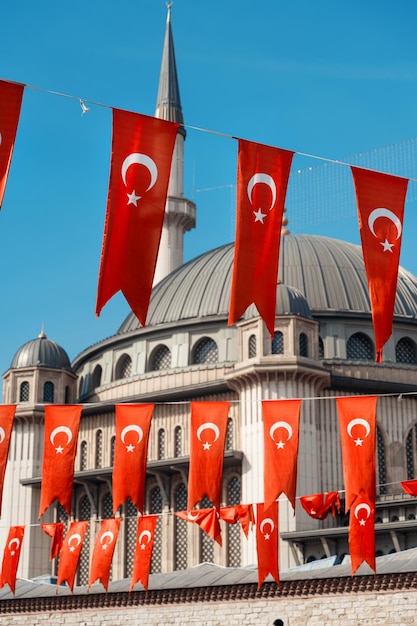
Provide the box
[401,479,417,497]
[256,502,279,588]
[219,504,254,538]
[56,520,89,591]
[41,522,64,560]
[262,399,301,511]
[349,491,375,575]
[229,140,294,337]
[112,404,154,514]
[187,401,230,510]
[0,405,15,516]
[175,508,222,545]
[0,525,25,594]
[351,166,408,362]
[130,515,158,592]
[96,109,179,325]
[300,491,341,520]
[0,80,24,211]
[39,405,82,518]
[336,396,377,512]
[88,518,121,591]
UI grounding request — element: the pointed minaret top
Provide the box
[155,3,185,135]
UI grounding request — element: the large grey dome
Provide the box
[10,333,72,371]
[118,234,417,333]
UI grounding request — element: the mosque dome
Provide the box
[10,331,72,371]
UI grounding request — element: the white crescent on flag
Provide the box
[187,510,200,521]
[247,173,277,211]
[121,153,158,191]
[196,422,220,443]
[8,538,20,551]
[120,424,144,445]
[347,418,371,439]
[68,533,82,548]
[138,530,152,545]
[259,518,275,535]
[368,208,402,240]
[100,531,114,548]
[50,425,73,446]
[354,502,371,519]
[269,421,293,442]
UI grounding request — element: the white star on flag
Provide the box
[126,444,135,452]
[202,441,212,450]
[127,190,141,206]
[354,438,363,447]
[380,239,394,252]
[359,519,366,526]
[276,440,285,449]
[55,445,64,454]
[253,208,267,223]
[264,533,270,540]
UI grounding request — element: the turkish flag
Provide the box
[130,515,158,592]
[228,140,294,337]
[219,504,254,538]
[39,405,82,518]
[349,491,375,575]
[0,405,15,516]
[300,492,341,520]
[56,520,89,591]
[187,402,230,510]
[256,502,279,588]
[0,80,24,211]
[96,109,179,325]
[175,508,222,545]
[262,399,301,511]
[401,479,417,497]
[336,396,377,512]
[112,404,154,514]
[41,522,64,560]
[0,526,24,594]
[88,517,121,591]
[351,166,408,362]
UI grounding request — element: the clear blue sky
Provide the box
[1,0,417,381]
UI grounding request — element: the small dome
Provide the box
[10,332,72,371]
[244,284,312,320]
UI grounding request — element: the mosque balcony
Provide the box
[166,195,196,232]
[323,359,417,394]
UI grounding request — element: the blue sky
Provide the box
[0,0,417,380]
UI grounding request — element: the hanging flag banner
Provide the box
[349,491,375,575]
[41,522,64,560]
[262,399,301,511]
[300,491,341,520]
[56,520,89,592]
[0,525,25,595]
[256,502,279,588]
[112,404,154,514]
[187,401,230,511]
[130,515,158,592]
[351,166,408,362]
[336,396,377,512]
[96,109,179,326]
[39,405,82,518]
[0,405,15,517]
[88,518,121,591]
[228,140,294,337]
[219,504,254,538]
[175,508,222,545]
[401,479,417,497]
[0,80,24,211]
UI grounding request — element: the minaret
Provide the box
[153,3,196,285]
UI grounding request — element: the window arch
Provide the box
[150,345,172,371]
[174,483,187,570]
[43,381,54,403]
[174,426,182,457]
[227,476,241,567]
[92,364,102,389]
[158,429,165,460]
[77,495,91,586]
[64,385,70,404]
[346,332,375,360]
[80,440,88,471]
[248,334,257,358]
[200,496,214,563]
[396,337,417,364]
[124,499,137,578]
[19,381,29,402]
[376,426,387,495]
[149,486,163,574]
[115,354,132,380]
[318,336,324,359]
[78,376,84,398]
[192,338,218,364]
[299,333,308,357]
[406,423,417,480]
[271,331,284,354]
[110,436,116,466]
[226,417,233,450]
[95,430,103,468]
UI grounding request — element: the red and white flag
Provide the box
[219,504,254,538]
[401,479,417,497]
[88,518,121,591]
[130,515,158,592]
[187,401,230,510]
[0,405,15,516]
[349,491,375,575]
[262,399,301,511]
[39,405,82,518]
[229,140,294,337]
[96,109,179,325]
[256,502,279,588]
[299,491,341,520]
[0,525,25,594]
[56,520,89,591]
[112,404,154,514]
[351,166,408,362]
[175,508,222,545]
[0,80,24,210]
[41,522,64,560]
[336,396,377,512]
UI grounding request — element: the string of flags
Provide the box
[0,78,413,359]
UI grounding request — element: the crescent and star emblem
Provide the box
[100,530,114,550]
[187,510,200,521]
[50,425,73,454]
[269,421,293,449]
[368,207,402,254]
[0,427,5,444]
[346,418,371,447]
[120,424,143,453]
[259,517,275,540]
[247,173,276,224]
[68,533,82,552]
[354,502,371,526]
[8,538,20,555]
[196,422,220,450]
[121,152,158,207]
[138,530,152,550]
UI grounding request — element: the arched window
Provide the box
[115,354,132,380]
[110,436,116,466]
[377,426,386,495]
[227,476,241,567]
[150,487,163,574]
[95,430,103,468]
[77,495,91,586]
[19,381,29,402]
[406,423,417,480]
[174,426,182,457]
[43,381,54,403]
[248,334,257,358]
[64,385,70,404]
[271,331,284,355]
[318,337,324,359]
[102,491,113,519]
[78,377,84,398]
[150,345,171,371]
[92,364,102,389]
[396,337,417,364]
[192,338,218,364]
[226,417,233,450]
[158,429,165,460]
[80,440,88,471]
[174,483,187,570]
[124,499,137,578]
[299,333,308,357]
[200,496,213,563]
[346,332,375,360]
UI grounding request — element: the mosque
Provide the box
[2,5,417,595]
